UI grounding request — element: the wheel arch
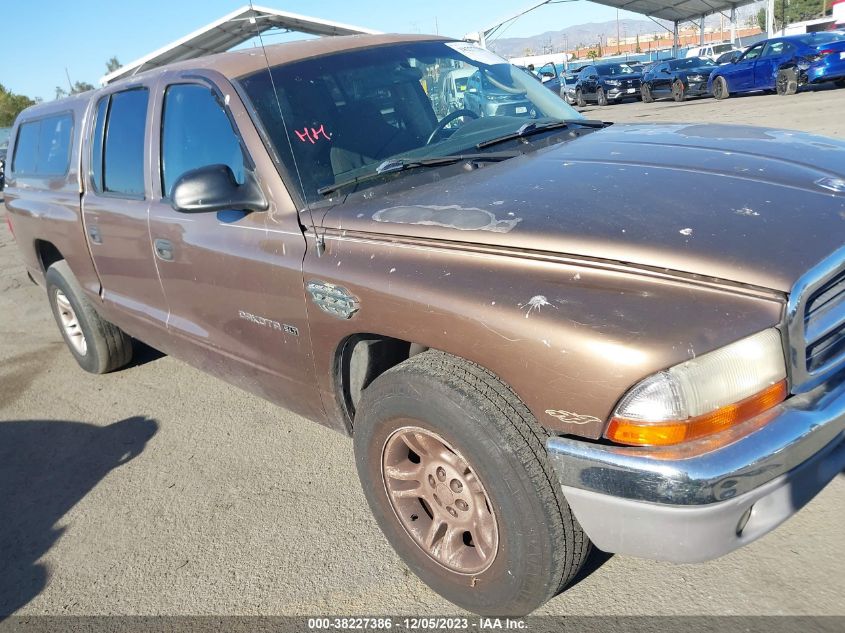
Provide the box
[34,239,64,272]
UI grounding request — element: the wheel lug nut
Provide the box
[446,506,458,517]
[436,467,446,481]
[456,499,468,511]
[428,474,436,487]
[450,479,463,493]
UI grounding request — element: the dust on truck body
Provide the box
[3,34,845,615]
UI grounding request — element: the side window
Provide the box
[90,96,109,192]
[160,83,245,198]
[743,44,764,61]
[103,88,149,197]
[12,113,73,176]
[12,121,39,174]
[763,41,785,57]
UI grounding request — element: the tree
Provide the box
[55,81,96,100]
[635,34,642,53]
[0,83,36,126]
[757,0,826,31]
[587,49,599,59]
[106,56,121,73]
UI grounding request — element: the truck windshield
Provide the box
[237,40,582,201]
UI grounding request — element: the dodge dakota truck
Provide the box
[4,34,845,615]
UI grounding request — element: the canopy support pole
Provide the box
[730,6,737,44]
[700,15,706,45]
[672,21,680,56]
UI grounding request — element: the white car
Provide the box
[685,43,741,62]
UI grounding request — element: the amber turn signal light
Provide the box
[606,380,788,447]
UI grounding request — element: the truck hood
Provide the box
[322,123,845,292]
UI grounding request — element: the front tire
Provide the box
[596,87,608,106]
[46,261,133,374]
[672,79,686,102]
[353,351,590,616]
[713,75,730,100]
[641,83,654,103]
[575,88,586,107]
[776,68,798,95]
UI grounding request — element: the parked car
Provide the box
[715,49,744,64]
[0,126,10,191]
[575,62,642,105]
[464,68,535,117]
[641,56,717,102]
[5,33,845,616]
[623,61,646,73]
[435,66,475,117]
[561,64,589,104]
[685,42,741,62]
[708,32,845,98]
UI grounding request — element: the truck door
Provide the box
[81,84,170,340]
[145,72,323,422]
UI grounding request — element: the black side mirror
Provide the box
[171,164,268,214]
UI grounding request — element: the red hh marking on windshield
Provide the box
[295,124,332,144]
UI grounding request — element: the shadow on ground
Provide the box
[0,416,157,616]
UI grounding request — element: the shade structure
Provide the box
[101,4,381,84]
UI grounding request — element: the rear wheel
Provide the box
[45,261,133,374]
[776,68,798,95]
[575,88,586,107]
[712,75,729,100]
[672,79,686,102]
[353,351,590,615]
[641,83,654,103]
[596,87,608,106]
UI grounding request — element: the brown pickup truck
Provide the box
[4,34,845,615]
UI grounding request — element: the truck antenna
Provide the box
[247,1,325,256]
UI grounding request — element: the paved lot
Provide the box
[1,85,845,617]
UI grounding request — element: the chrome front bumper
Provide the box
[546,379,845,562]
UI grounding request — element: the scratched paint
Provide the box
[373,205,522,233]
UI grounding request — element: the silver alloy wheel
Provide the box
[55,289,87,355]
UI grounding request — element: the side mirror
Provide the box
[171,164,268,214]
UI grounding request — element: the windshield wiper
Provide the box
[317,151,520,197]
[476,119,608,149]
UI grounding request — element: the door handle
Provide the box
[154,238,174,261]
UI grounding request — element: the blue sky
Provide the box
[4,1,648,101]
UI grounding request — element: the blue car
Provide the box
[708,32,845,99]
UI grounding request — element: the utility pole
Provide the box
[616,9,621,54]
[64,68,73,93]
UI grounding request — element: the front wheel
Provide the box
[776,68,798,95]
[712,75,729,100]
[596,87,608,106]
[641,83,654,103]
[46,261,133,373]
[672,79,686,102]
[353,351,590,616]
[575,88,586,107]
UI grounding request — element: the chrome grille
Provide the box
[787,246,845,393]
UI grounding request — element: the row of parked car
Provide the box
[547,31,845,106]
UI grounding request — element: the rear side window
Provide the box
[102,88,149,197]
[160,83,245,198]
[12,113,73,176]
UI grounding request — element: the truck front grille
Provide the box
[788,247,845,392]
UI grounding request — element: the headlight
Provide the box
[687,74,705,82]
[605,80,621,86]
[606,328,787,446]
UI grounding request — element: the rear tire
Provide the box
[575,88,586,107]
[45,261,133,374]
[776,68,798,96]
[713,75,729,100]
[641,83,654,103]
[672,79,686,102]
[597,87,608,106]
[353,351,590,616]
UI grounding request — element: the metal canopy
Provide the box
[101,4,381,85]
[581,0,758,24]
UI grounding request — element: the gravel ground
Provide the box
[1,84,844,618]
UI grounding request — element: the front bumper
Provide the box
[606,85,640,100]
[546,378,845,562]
